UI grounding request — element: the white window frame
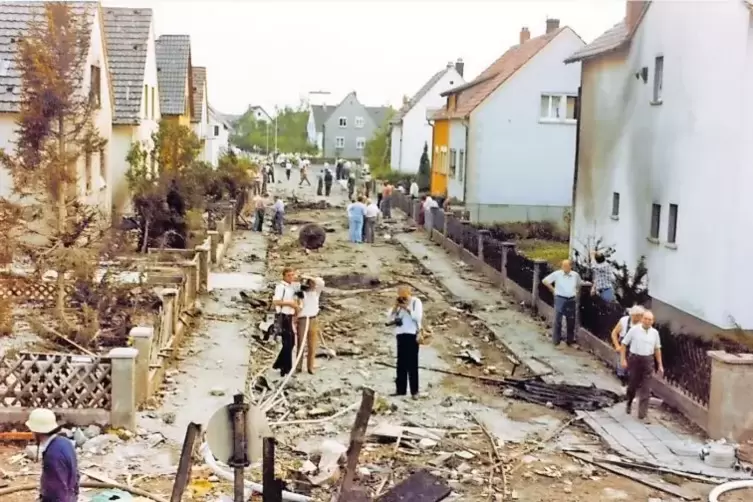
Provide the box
[458,149,465,181]
[652,55,664,104]
[355,116,365,128]
[539,94,576,124]
[356,137,366,150]
[449,148,457,177]
[335,136,345,148]
[338,116,347,128]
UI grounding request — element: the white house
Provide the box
[390,60,465,174]
[104,6,161,217]
[565,0,753,334]
[307,104,331,154]
[191,66,210,163]
[247,105,271,123]
[431,19,584,226]
[205,105,230,165]
[0,1,114,221]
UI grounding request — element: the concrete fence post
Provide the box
[531,259,546,314]
[195,242,210,292]
[500,242,516,291]
[161,288,179,339]
[207,230,219,264]
[178,261,197,307]
[477,230,489,261]
[442,209,448,235]
[129,326,154,406]
[108,347,138,430]
[707,351,753,441]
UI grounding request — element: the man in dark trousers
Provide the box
[26,409,79,502]
[386,285,424,399]
[272,267,299,376]
[335,159,343,180]
[324,167,334,196]
[620,310,664,422]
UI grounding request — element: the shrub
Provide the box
[480,221,569,242]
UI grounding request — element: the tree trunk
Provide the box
[55,117,67,323]
[141,218,150,253]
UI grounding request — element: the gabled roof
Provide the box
[155,34,191,116]
[103,7,152,125]
[191,66,206,123]
[564,3,651,64]
[0,1,105,113]
[310,104,332,132]
[434,27,571,120]
[366,106,391,126]
[390,66,454,125]
[208,105,229,128]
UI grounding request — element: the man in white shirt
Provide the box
[386,286,424,398]
[620,310,664,421]
[363,198,381,243]
[542,260,581,346]
[296,275,325,374]
[422,196,439,232]
[272,196,285,235]
[409,179,419,199]
[610,305,645,386]
[285,160,292,181]
[271,267,299,376]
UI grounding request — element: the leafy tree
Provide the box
[0,2,107,324]
[231,102,316,154]
[364,108,396,177]
[153,120,202,172]
[417,142,431,191]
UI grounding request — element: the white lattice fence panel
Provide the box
[0,352,112,409]
[0,276,75,305]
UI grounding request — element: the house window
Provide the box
[667,203,678,244]
[338,117,347,128]
[335,136,345,148]
[144,84,148,118]
[151,87,155,118]
[85,151,92,193]
[99,148,107,189]
[611,192,620,217]
[566,96,577,120]
[355,116,364,128]
[458,149,465,181]
[653,56,664,103]
[449,148,457,177]
[90,65,101,108]
[540,95,562,119]
[649,203,661,240]
[214,125,220,137]
[356,137,365,150]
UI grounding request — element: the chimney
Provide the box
[546,18,560,34]
[520,27,530,44]
[455,58,464,77]
[626,1,646,32]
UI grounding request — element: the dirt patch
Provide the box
[322,273,382,290]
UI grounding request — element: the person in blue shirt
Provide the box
[346,196,366,243]
[386,286,424,398]
[26,408,79,502]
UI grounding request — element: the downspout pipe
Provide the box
[462,118,469,210]
[570,73,583,245]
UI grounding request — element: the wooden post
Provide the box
[500,242,516,291]
[477,229,489,261]
[336,388,376,501]
[263,437,283,502]
[228,393,250,502]
[170,422,201,502]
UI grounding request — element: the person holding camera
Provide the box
[295,275,325,374]
[386,285,424,398]
[272,267,299,376]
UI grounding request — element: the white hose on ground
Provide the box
[200,442,312,502]
[708,479,753,501]
[262,316,309,413]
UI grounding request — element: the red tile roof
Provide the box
[433,27,568,120]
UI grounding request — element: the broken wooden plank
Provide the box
[339,487,372,502]
[566,451,700,500]
[337,388,376,500]
[377,470,451,502]
[170,422,201,502]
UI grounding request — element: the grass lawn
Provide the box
[517,239,570,267]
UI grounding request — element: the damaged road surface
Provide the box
[501,378,621,412]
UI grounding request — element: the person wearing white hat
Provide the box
[26,408,79,502]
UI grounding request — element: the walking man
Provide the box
[266,163,275,184]
[381,183,393,218]
[409,178,419,200]
[610,305,646,386]
[285,160,292,181]
[316,169,324,195]
[26,408,79,502]
[347,170,356,200]
[423,195,438,232]
[347,196,366,243]
[363,198,381,243]
[542,260,581,346]
[591,251,615,302]
[335,158,343,180]
[324,167,334,196]
[296,275,325,374]
[299,160,312,187]
[621,310,664,422]
[272,195,285,235]
[272,268,299,376]
[387,286,424,399]
[252,193,267,232]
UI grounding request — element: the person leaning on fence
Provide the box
[610,305,645,387]
[542,260,582,347]
[590,251,615,302]
[620,310,664,422]
[26,408,79,502]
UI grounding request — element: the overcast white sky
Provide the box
[103,0,627,115]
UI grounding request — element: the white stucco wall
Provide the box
[389,125,402,171]
[447,120,467,201]
[466,28,583,224]
[205,118,229,166]
[571,1,751,330]
[0,7,114,222]
[398,68,463,174]
[306,111,317,146]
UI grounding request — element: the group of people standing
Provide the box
[346,196,381,243]
[250,193,285,235]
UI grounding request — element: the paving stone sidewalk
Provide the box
[396,231,747,480]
